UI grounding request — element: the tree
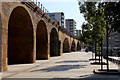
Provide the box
[79,2,106,59]
[101,2,120,33]
[100,2,120,71]
[79,1,120,72]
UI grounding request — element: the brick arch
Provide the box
[36,20,48,59]
[50,28,59,57]
[71,40,76,52]
[8,6,34,65]
[63,38,70,53]
[8,5,34,28]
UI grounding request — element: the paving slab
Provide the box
[1,52,120,79]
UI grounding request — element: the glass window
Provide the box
[61,23,64,26]
[68,21,70,25]
[61,19,64,22]
[71,29,73,31]
[61,15,64,18]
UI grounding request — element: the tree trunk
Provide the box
[95,42,97,62]
[101,37,103,70]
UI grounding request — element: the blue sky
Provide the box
[38,0,85,30]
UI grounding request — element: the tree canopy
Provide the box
[79,2,106,47]
[101,2,120,32]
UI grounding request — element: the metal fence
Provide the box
[31,0,50,15]
[31,0,77,37]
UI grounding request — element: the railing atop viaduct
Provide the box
[22,0,77,39]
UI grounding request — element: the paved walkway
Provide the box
[2,51,120,79]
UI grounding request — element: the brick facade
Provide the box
[0,2,80,72]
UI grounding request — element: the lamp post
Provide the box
[36,0,37,5]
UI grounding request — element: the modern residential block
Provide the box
[49,12,65,27]
[65,19,76,35]
[76,29,81,38]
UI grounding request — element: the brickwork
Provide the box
[63,38,70,52]
[50,28,59,56]
[0,1,2,72]
[36,20,48,60]
[0,2,80,72]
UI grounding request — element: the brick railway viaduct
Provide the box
[0,1,81,72]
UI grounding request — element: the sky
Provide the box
[38,0,85,30]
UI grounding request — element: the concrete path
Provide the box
[2,51,120,79]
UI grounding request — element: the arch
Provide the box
[71,40,76,52]
[8,6,34,65]
[50,28,59,57]
[77,41,81,51]
[63,38,70,53]
[36,20,48,59]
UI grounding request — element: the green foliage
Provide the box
[78,2,106,46]
[101,2,120,32]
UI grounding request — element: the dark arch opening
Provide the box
[8,6,34,65]
[36,20,48,60]
[71,40,76,52]
[77,41,81,51]
[63,38,70,53]
[50,28,59,57]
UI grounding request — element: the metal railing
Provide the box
[30,0,77,38]
[31,0,50,15]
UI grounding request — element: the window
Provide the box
[70,26,73,28]
[68,21,70,25]
[61,23,64,26]
[61,19,64,22]
[61,15,64,18]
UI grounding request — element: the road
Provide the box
[2,51,120,79]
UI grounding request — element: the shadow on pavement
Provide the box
[49,74,120,80]
[2,76,119,80]
[2,73,120,80]
[49,78,119,80]
[31,65,87,72]
[55,60,89,63]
